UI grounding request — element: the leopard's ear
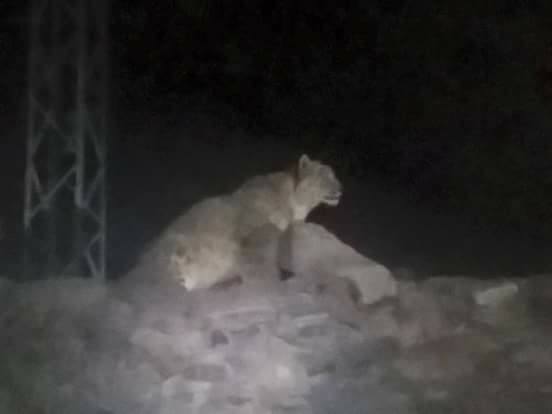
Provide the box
[298,154,312,172]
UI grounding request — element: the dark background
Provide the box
[1,1,552,278]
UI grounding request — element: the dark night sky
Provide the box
[1,1,552,277]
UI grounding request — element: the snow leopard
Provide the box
[131,154,343,290]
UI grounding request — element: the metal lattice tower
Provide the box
[24,0,109,279]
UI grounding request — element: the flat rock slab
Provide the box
[280,222,397,305]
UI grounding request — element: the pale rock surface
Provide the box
[395,281,454,347]
[1,270,552,413]
[280,222,397,305]
[474,281,520,307]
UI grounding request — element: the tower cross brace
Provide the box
[24,0,109,279]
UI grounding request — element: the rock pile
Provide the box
[1,226,552,413]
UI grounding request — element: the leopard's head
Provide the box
[292,154,343,219]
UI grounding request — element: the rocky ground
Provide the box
[1,223,552,413]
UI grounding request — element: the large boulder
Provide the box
[279,222,397,305]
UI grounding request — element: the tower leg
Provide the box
[23,0,108,280]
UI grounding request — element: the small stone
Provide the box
[130,328,172,355]
[393,339,475,382]
[161,375,195,401]
[271,398,312,414]
[182,363,227,382]
[131,328,207,358]
[424,388,449,401]
[211,329,230,347]
[160,377,212,409]
[305,359,336,377]
[158,398,195,414]
[208,308,276,332]
[291,313,332,340]
[474,282,519,307]
[227,395,253,406]
[293,313,330,329]
[512,344,552,368]
[298,324,330,339]
[232,324,261,340]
